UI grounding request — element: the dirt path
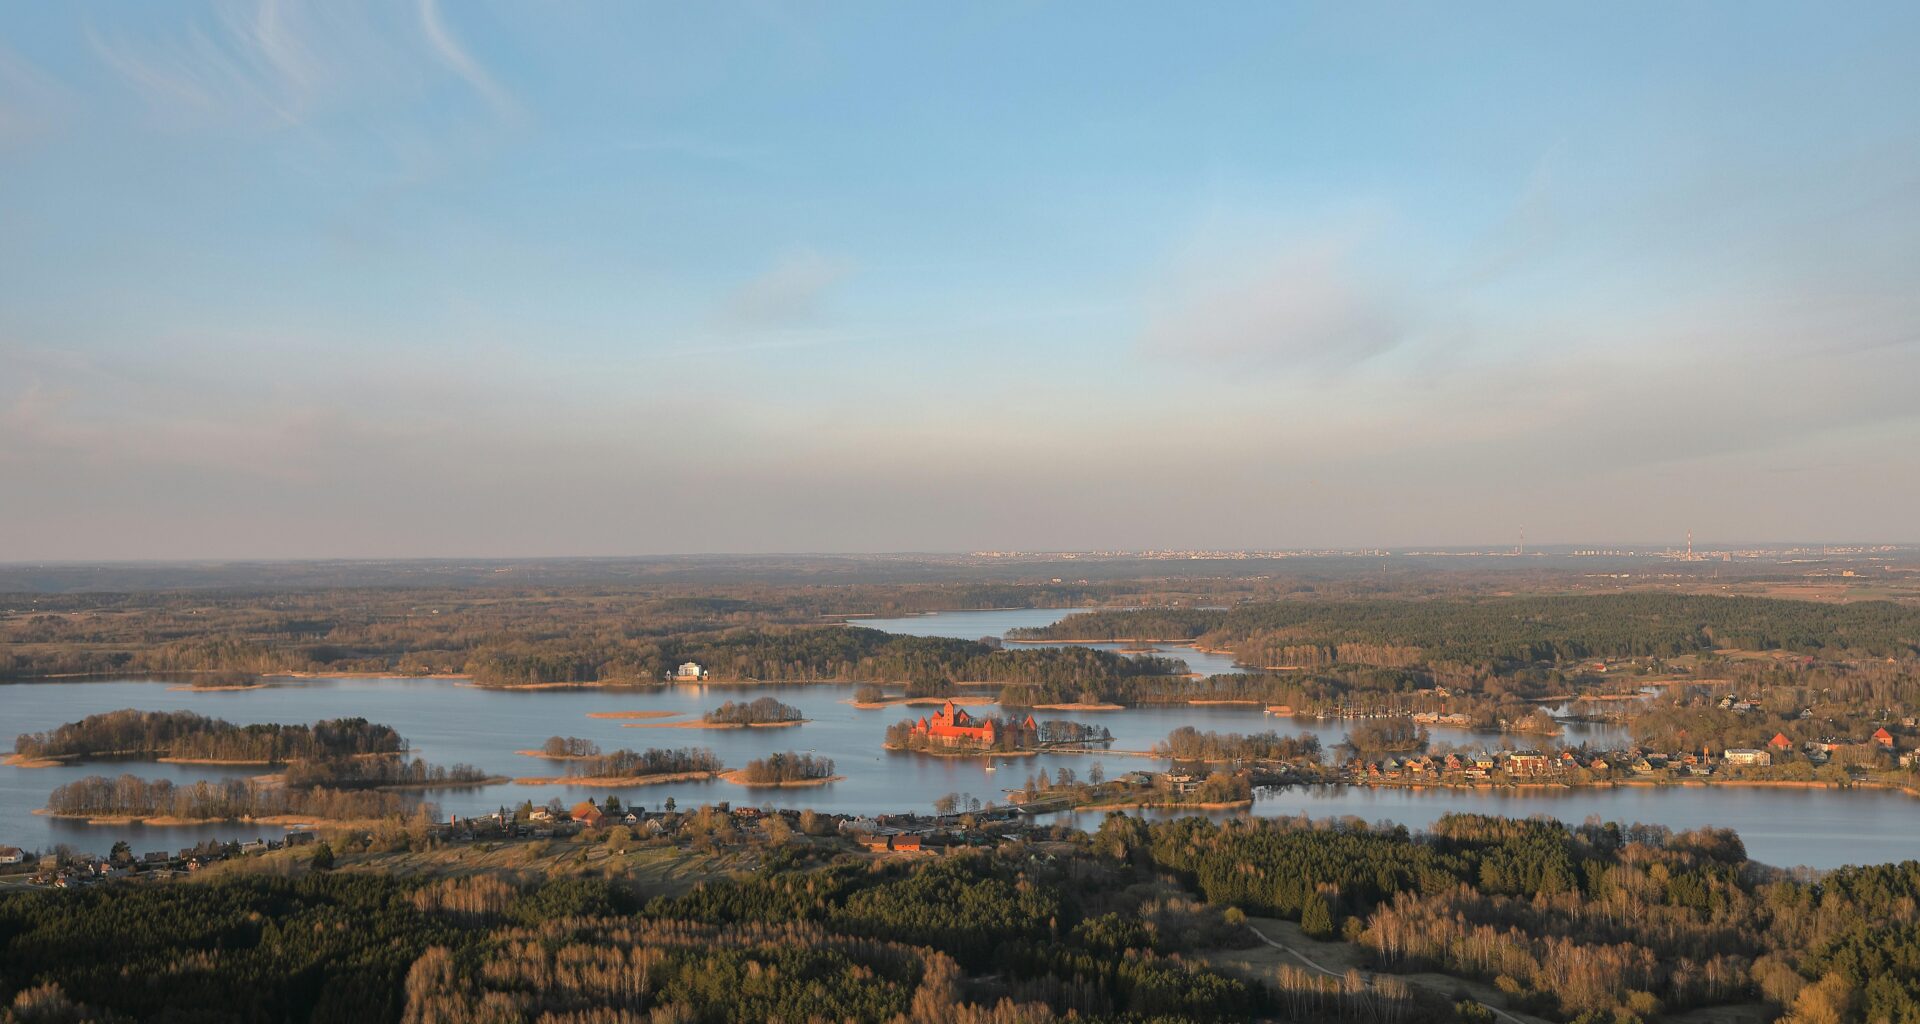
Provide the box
[1245,924,1535,1024]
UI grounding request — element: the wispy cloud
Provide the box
[1139,232,1409,371]
[716,249,852,330]
[83,0,516,130]
[416,0,517,120]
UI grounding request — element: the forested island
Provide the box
[883,704,1113,755]
[702,697,804,726]
[514,746,723,786]
[1155,726,1323,763]
[723,751,840,786]
[42,774,425,825]
[12,710,404,765]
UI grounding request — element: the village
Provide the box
[1336,721,1914,786]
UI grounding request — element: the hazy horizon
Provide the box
[4,3,1918,560]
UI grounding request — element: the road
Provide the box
[1246,924,1530,1024]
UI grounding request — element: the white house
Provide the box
[0,846,24,865]
[1724,748,1772,767]
[669,661,708,681]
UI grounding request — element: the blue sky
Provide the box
[2,2,1917,558]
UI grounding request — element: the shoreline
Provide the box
[34,809,375,828]
[268,671,472,681]
[1330,777,1920,797]
[1031,702,1127,711]
[585,710,681,720]
[510,770,720,788]
[166,683,269,692]
[623,719,807,730]
[848,696,998,710]
[884,745,1042,759]
[2,753,63,768]
[1070,798,1255,812]
[717,769,844,788]
[378,776,510,791]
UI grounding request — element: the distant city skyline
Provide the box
[3,2,1918,559]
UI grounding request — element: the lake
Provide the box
[1,608,1910,869]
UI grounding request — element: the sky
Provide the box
[2,2,1918,560]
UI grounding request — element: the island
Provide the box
[512,746,723,787]
[883,700,1112,755]
[720,752,842,787]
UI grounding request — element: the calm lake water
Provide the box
[1,609,1911,869]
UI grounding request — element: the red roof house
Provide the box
[1873,727,1896,749]
[569,800,605,828]
[1768,732,1793,750]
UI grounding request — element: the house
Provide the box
[142,851,169,864]
[1505,751,1550,776]
[570,800,605,828]
[1724,748,1772,767]
[0,847,23,865]
[1768,733,1794,751]
[1166,773,1202,795]
[1873,727,1896,749]
[668,661,708,682]
[860,834,926,854]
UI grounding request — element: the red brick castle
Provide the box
[910,700,1038,748]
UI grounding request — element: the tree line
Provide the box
[44,774,427,823]
[734,752,836,784]
[14,710,405,764]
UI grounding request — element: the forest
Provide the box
[1155,726,1323,763]
[703,697,803,725]
[280,756,496,790]
[733,751,836,784]
[1016,594,1920,671]
[572,747,723,779]
[13,710,405,764]
[41,774,426,823]
[2,807,1918,1023]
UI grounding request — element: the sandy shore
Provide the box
[166,683,269,692]
[515,749,599,760]
[35,809,375,828]
[2,753,63,768]
[624,719,807,730]
[1079,798,1254,811]
[1187,699,1261,706]
[848,696,998,709]
[585,710,682,720]
[1032,702,1127,711]
[378,776,511,791]
[717,769,845,788]
[1005,636,1195,645]
[511,770,719,788]
[269,672,471,681]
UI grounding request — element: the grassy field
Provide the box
[1199,916,1558,1024]
[191,833,756,897]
